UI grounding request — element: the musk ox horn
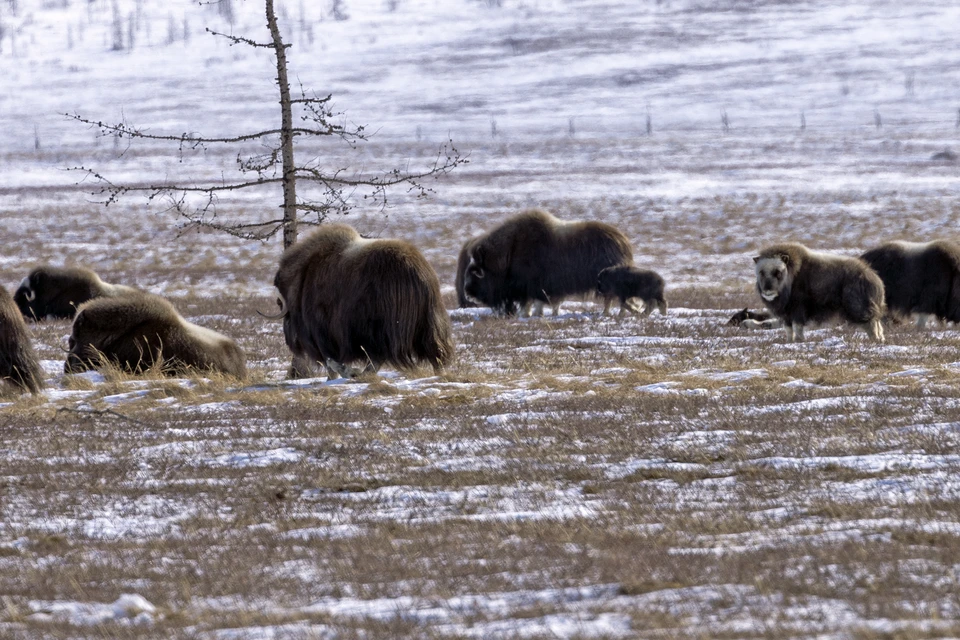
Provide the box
[257,292,288,319]
[19,278,36,302]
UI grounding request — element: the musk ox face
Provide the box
[462,250,493,307]
[754,255,791,302]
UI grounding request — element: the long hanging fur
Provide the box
[65,292,246,378]
[462,208,633,314]
[15,265,137,321]
[0,286,44,393]
[861,240,960,325]
[274,224,453,379]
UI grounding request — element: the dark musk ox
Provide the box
[753,243,885,342]
[860,240,960,328]
[270,224,453,380]
[596,265,667,317]
[0,286,43,394]
[15,265,137,321]
[462,209,633,316]
[727,308,780,330]
[65,292,246,378]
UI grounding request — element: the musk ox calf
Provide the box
[463,209,633,316]
[860,240,960,328]
[272,224,453,380]
[596,265,667,317]
[65,293,246,378]
[15,265,137,321]
[0,286,43,394]
[754,243,885,342]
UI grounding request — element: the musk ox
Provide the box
[860,240,960,328]
[15,265,137,321]
[271,224,453,380]
[462,209,633,316]
[596,265,667,317]
[65,293,246,378]
[727,308,781,330]
[753,243,885,342]
[0,286,43,394]
[455,236,481,309]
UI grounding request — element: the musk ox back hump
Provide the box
[464,209,633,312]
[66,293,246,378]
[275,224,453,375]
[0,286,43,393]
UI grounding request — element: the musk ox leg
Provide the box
[519,301,534,318]
[782,323,796,342]
[289,354,322,379]
[551,301,562,316]
[656,299,668,316]
[793,323,805,342]
[531,301,545,317]
[916,313,933,329]
[868,318,886,343]
[602,297,613,316]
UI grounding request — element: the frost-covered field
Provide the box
[2,0,960,637]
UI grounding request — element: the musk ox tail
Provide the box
[0,288,44,394]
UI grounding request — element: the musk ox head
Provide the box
[14,266,134,321]
[753,253,793,303]
[0,286,43,394]
[65,293,246,379]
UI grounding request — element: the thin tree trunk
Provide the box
[266,0,297,249]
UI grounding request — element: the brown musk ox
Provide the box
[64,292,246,378]
[753,243,885,342]
[271,224,453,380]
[15,265,137,321]
[596,265,667,317]
[462,209,633,316]
[860,240,960,328]
[0,286,43,394]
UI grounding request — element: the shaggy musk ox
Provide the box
[65,293,246,378]
[0,286,43,394]
[15,265,137,321]
[860,240,960,328]
[463,209,633,316]
[272,224,453,380]
[596,265,667,317]
[753,243,886,342]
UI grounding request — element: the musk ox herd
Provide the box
[1,207,959,395]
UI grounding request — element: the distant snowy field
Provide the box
[2,0,960,638]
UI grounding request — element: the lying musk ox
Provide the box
[0,286,43,394]
[597,265,667,317]
[15,265,137,321]
[860,240,960,328]
[727,308,780,330]
[271,224,453,380]
[754,243,885,342]
[65,292,246,378]
[463,209,633,315]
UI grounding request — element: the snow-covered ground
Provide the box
[2,0,960,637]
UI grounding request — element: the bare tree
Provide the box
[67,0,464,249]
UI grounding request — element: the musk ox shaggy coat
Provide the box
[273,224,453,380]
[0,286,43,394]
[463,209,633,315]
[65,293,246,378]
[596,265,667,317]
[15,265,137,321]
[754,243,886,342]
[860,240,960,328]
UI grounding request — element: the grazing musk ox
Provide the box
[754,243,885,342]
[271,224,453,380]
[65,292,246,378]
[0,286,43,394]
[596,265,667,317]
[463,209,633,316]
[860,240,960,328]
[455,236,481,308]
[15,265,137,321]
